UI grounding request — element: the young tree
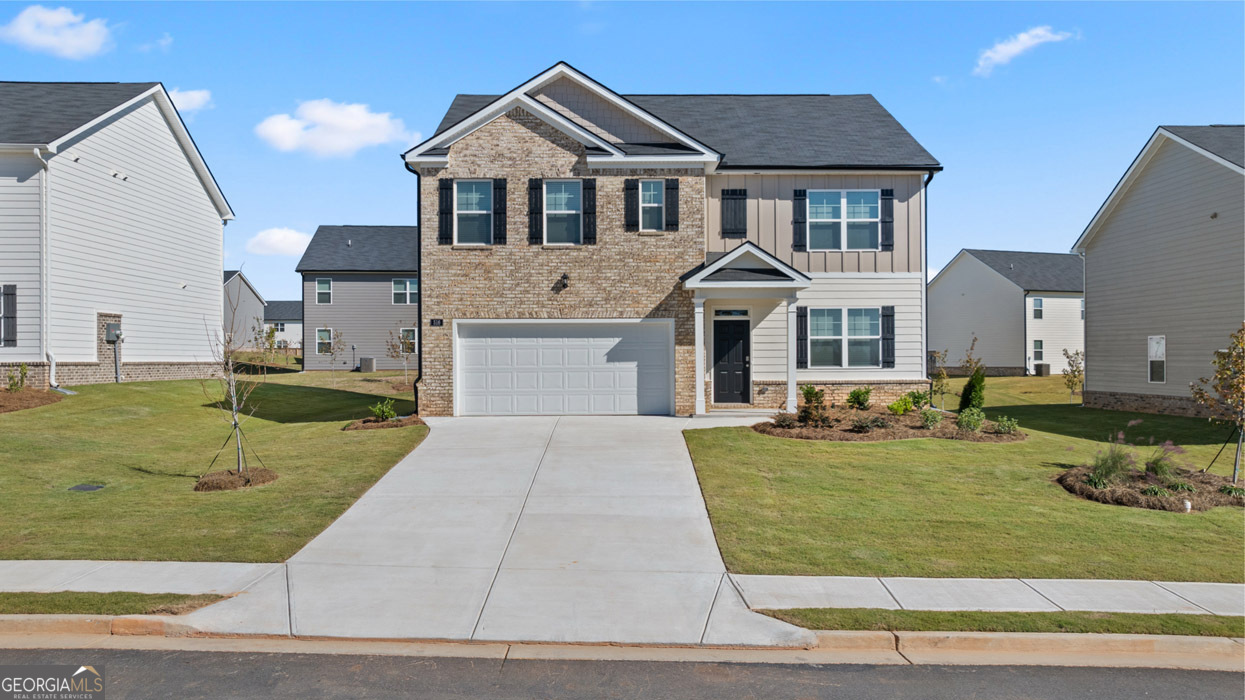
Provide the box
[930,349,950,410]
[385,325,417,382]
[325,330,347,386]
[251,317,277,367]
[1191,323,1245,483]
[200,301,267,479]
[1062,349,1085,404]
[959,335,983,376]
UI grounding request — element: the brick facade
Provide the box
[418,108,705,416]
[1082,390,1213,418]
[797,379,931,408]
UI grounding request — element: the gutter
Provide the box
[402,160,423,414]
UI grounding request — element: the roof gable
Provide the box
[0,82,159,144]
[222,269,266,305]
[264,300,302,321]
[682,241,811,289]
[296,225,420,273]
[961,249,1083,292]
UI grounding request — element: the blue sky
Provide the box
[3,1,1242,299]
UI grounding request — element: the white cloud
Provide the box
[138,32,172,53]
[0,5,111,59]
[245,228,312,256]
[931,75,948,85]
[255,99,415,157]
[973,25,1072,77]
[168,88,211,114]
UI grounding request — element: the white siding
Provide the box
[266,321,302,349]
[223,275,266,347]
[0,154,43,361]
[928,253,1024,369]
[703,298,785,381]
[797,276,925,381]
[1084,139,1245,397]
[45,97,223,362]
[1025,292,1084,372]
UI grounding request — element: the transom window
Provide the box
[545,180,582,244]
[1033,339,1044,362]
[1148,335,1166,383]
[399,328,417,354]
[1033,298,1044,319]
[714,309,748,317]
[316,328,332,354]
[455,180,493,245]
[392,278,418,304]
[808,190,880,251]
[809,308,882,368]
[315,278,332,305]
[640,180,664,231]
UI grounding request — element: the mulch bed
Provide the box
[1056,466,1245,512]
[194,468,279,492]
[343,414,426,432]
[752,406,1026,443]
[0,388,64,414]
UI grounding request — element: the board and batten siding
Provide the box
[928,254,1025,369]
[797,276,926,381]
[302,273,419,371]
[705,173,924,274]
[45,97,223,363]
[1084,138,1245,397]
[223,276,266,347]
[0,154,43,361]
[1025,292,1083,372]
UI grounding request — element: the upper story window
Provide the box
[272,322,285,333]
[1033,297,1044,319]
[640,180,664,231]
[455,180,493,245]
[545,180,582,245]
[315,278,332,305]
[808,307,882,368]
[392,278,418,304]
[808,190,880,251]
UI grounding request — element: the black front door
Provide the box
[713,319,750,404]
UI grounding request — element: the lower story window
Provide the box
[276,339,288,349]
[809,307,881,368]
[399,327,417,354]
[316,328,333,355]
[1033,339,1044,362]
[1148,335,1165,383]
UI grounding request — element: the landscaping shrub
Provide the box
[771,412,799,429]
[919,409,943,429]
[956,407,985,432]
[1087,439,1134,485]
[905,390,930,409]
[850,415,889,433]
[369,398,397,422]
[1141,485,1171,497]
[1219,484,1245,497]
[958,367,986,411]
[1168,482,1196,493]
[1145,441,1185,479]
[846,386,872,410]
[798,385,831,427]
[6,364,27,393]
[993,415,1020,435]
[887,396,914,416]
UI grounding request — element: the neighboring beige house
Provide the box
[262,301,302,350]
[1073,125,1244,416]
[222,270,266,348]
[929,249,1083,375]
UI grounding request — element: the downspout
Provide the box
[32,148,66,392]
[1078,250,1086,403]
[403,160,423,414]
[923,169,935,398]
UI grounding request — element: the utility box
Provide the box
[105,323,122,343]
[1033,363,1050,377]
[359,357,376,373]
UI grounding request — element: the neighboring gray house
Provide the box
[1073,125,1244,416]
[295,225,419,371]
[929,249,1083,375]
[0,81,233,388]
[222,270,266,348]
[263,300,302,350]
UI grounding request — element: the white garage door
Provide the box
[457,322,673,416]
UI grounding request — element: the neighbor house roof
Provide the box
[296,226,420,273]
[222,269,266,305]
[962,250,1083,293]
[431,92,939,170]
[1161,125,1244,168]
[264,300,302,321]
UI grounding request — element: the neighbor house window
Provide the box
[544,180,582,244]
[399,328,418,354]
[640,180,664,231]
[455,180,492,245]
[276,339,288,349]
[1033,298,1043,319]
[808,307,882,368]
[272,322,285,333]
[1081,299,1085,320]
[392,278,418,304]
[1033,339,1044,362]
[316,278,332,304]
[808,190,880,251]
[1148,335,1166,383]
[316,328,332,354]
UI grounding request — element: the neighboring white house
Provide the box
[0,81,234,387]
[222,269,266,348]
[929,249,1083,375]
[263,300,303,350]
[1073,125,1244,416]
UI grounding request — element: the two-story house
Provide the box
[400,62,940,416]
[223,269,266,348]
[263,300,303,350]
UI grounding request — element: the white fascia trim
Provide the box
[1160,128,1245,175]
[710,169,932,176]
[682,241,812,287]
[807,271,925,280]
[586,154,719,168]
[0,143,50,153]
[684,280,810,290]
[454,318,674,326]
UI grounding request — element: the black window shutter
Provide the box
[623,179,639,231]
[721,189,747,238]
[664,178,679,231]
[437,179,453,244]
[880,189,895,252]
[528,178,543,244]
[492,179,507,245]
[881,305,896,368]
[1,284,15,347]
[792,189,808,252]
[795,306,808,369]
[582,179,597,244]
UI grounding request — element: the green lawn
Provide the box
[0,592,224,616]
[0,370,426,562]
[687,376,1244,582]
[767,608,1245,637]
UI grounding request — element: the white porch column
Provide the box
[786,296,798,413]
[693,297,706,414]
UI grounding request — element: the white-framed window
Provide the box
[808,190,880,251]
[392,278,418,304]
[640,179,664,231]
[455,180,493,245]
[399,327,418,354]
[1033,297,1043,319]
[272,322,285,333]
[544,180,582,245]
[316,328,333,355]
[276,339,288,349]
[1033,339,1044,362]
[809,307,882,368]
[1148,335,1166,383]
[315,278,332,305]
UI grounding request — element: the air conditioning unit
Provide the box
[359,357,376,373]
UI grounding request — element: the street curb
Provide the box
[892,631,1245,671]
[0,615,113,636]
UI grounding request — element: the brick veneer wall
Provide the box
[799,379,931,408]
[1083,390,1213,418]
[418,107,705,416]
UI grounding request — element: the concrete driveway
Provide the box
[265,415,809,646]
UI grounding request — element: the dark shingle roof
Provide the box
[703,268,797,283]
[296,225,420,273]
[432,93,939,170]
[0,82,160,144]
[964,250,1083,293]
[1163,125,1244,168]
[264,300,302,321]
[223,270,239,284]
